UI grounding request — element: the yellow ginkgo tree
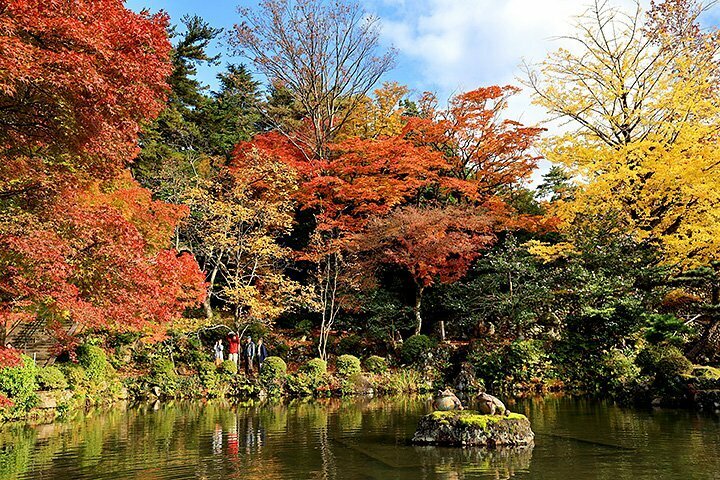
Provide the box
[525,0,720,267]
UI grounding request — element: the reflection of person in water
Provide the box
[245,417,255,453]
[240,416,266,453]
[228,415,239,456]
[212,423,223,455]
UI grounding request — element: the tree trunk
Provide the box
[414,284,424,336]
[440,320,446,342]
[203,298,212,320]
[204,263,220,320]
[317,252,340,361]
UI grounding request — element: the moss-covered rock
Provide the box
[689,366,720,390]
[412,410,534,447]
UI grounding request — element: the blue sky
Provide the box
[125,0,720,182]
[126,0,720,122]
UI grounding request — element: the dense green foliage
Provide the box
[303,358,328,378]
[400,335,435,366]
[364,356,388,374]
[469,340,550,390]
[259,356,287,395]
[36,367,68,391]
[336,355,361,377]
[218,360,238,375]
[76,345,109,382]
[0,357,37,416]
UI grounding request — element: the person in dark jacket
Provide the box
[244,336,256,375]
[256,338,268,370]
[213,339,224,366]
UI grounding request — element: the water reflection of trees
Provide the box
[3,396,715,480]
[0,397,474,479]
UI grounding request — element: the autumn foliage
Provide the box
[0,0,205,368]
[527,0,720,267]
[0,0,172,178]
[6,0,719,409]
[234,84,544,336]
[359,205,496,288]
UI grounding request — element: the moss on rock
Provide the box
[413,410,534,447]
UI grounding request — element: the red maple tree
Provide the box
[0,0,205,382]
[358,206,497,335]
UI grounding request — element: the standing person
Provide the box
[213,339,224,366]
[244,336,256,375]
[228,333,240,369]
[256,338,268,371]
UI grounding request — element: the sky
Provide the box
[125,0,720,183]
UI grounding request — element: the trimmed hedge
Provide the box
[364,355,388,374]
[36,366,68,391]
[400,335,435,365]
[260,357,287,384]
[336,355,361,377]
[303,358,327,378]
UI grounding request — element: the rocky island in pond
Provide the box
[412,410,535,447]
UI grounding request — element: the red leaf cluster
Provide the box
[359,206,497,288]
[0,1,206,355]
[300,136,449,233]
[0,185,206,337]
[0,0,172,176]
[0,394,13,409]
[0,346,21,369]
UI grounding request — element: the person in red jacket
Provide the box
[227,333,240,368]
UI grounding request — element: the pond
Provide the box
[1,395,719,479]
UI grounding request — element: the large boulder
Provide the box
[412,410,534,447]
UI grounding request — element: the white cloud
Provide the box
[374,0,658,184]
[379,0,656,122]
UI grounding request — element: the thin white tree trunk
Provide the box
[414,284,424,336]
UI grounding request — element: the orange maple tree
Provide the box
[237,85,544,337]
[352,87,544,334]
[406,86,543,197]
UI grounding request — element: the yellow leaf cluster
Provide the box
[183,149,312,322]
[529,1,720,268]
[339,81,409,139]
[525,240,578,263]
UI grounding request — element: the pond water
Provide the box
[1,395,719,480]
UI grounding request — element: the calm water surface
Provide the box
[1,395,719,480]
